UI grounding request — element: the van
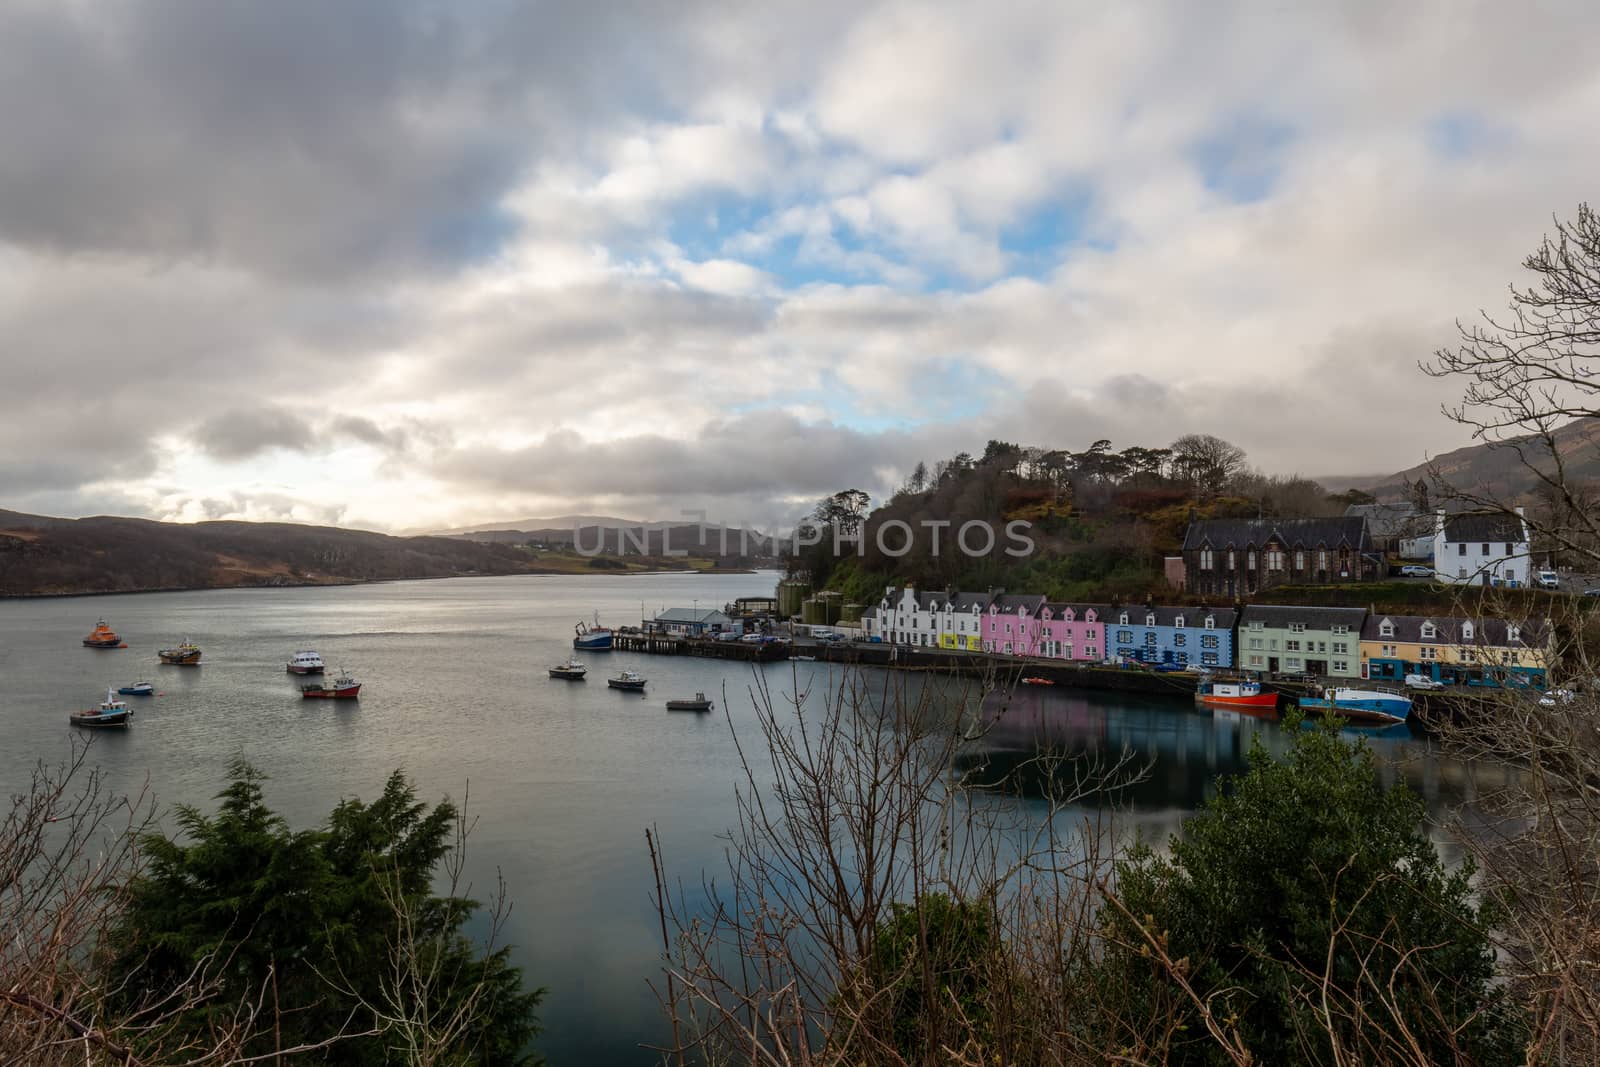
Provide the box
[1536,570,1560,589]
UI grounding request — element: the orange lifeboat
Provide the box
[82,619,127,649]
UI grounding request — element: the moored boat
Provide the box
[82,619,126,649]
[302,673,361,699]
[286,650,325,675]
[1297,686,1412,725]
[158,641,202,666]
[607,669,647,691]
[574,613,614,651]
[549,657,588,680]
[666,692,714,712]
[117,681,155,696]
[1020,676,1055,686]
[1195,677,1279,713]
[70,689,132,728]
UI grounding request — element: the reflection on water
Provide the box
[955,686,1515,849]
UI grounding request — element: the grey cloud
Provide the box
[192,407,318,461]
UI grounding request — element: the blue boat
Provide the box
[1297,686,1411,725]
[573,613,614,651]
[117,681,155,696]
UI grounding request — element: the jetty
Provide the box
[612,632,790,662]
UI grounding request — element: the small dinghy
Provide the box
[71,689,132,728]
[666,692,714,712]
[549,656,588,680]
[117,681,155,696]
[607,669,647,691]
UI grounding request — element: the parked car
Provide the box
[1404,673,1446,690]
[1583,588,1600,597]
[739,633,762,643]
[1399,564,1434,577]
[715,631,740,642]
[1536,570,1560,589]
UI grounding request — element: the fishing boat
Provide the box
[666,692,714,712]
[1194,677,1279,713]
[158,641,202,666]
[70,690,132,728]
[286,650,325,675]
[573,613,614,651]
[1020,676,1055,686]
[82,619,126,649]
[549,657,588,680]
[302,673,361,699]
[117,681,155,696]
[607,669,647,691]
[1297,687,1412,726]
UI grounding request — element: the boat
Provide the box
[286,650,326,675]
[302,673,361,699]
[607,669,647,691]
[82,619,126,649]
[792,654,817,661]
[1195,678,1279,712]
[158,641,202,666]
[1297,687,1412,725]
[549,657,588,680]
[573,613,615,651]
[117,681,155,696]
[70,689,132,728]
[1020,676,1055,686]
[666,692,714,712]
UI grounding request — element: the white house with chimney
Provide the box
[1433,508,1533,587]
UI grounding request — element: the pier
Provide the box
[611,632,790,661]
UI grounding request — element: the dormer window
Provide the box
[1461,621,1474,641]
[1174,616,1185,628]
[1379,620,1394,637]
[1119,612,1129,625]
[1145,613,1156,626]
[1508,625,1520,643]
[1420,621,1437,639]
[1203,616,1215,629]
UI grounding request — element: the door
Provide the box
[1268,657,1280,673]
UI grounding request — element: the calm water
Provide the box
[0,574,1507,1064]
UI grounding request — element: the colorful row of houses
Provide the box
[859,587,1553,687]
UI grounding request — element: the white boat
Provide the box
[286,650,325,675]
[70,689,132,728]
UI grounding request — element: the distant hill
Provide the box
[0,509,549,597]
[1352,417,1600,503]
[444,520,780,560]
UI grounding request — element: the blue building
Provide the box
[1105,606,1237,669]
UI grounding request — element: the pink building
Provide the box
[1037,603,1106,661]
[981,594,1045,655]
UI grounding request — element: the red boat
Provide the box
[302,673,360,700]
[1195,678,1279,712]
[1020,676,1056,686]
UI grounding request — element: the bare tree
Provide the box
[1422,202,1600,569]
[1169,434,1247,500]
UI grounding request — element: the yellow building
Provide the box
[1359,614,1551,687]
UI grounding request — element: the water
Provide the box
[0,574,1507,1064]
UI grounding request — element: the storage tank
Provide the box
[840,602,863,623]
[777,580,809,618]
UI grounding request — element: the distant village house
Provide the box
[1182,517,1377,598]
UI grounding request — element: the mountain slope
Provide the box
[1361,417,1600,503]
[0,510,547,596]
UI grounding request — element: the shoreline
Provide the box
[0,566,762,601]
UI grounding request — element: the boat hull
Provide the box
[549,669,587,680]
[574,633,614,650]
[118,685,154,696]
[302,686,360,699]
[287,664,325,675]
[159,651,202,665]
[1298,694,1411,726]
[1195,692,1280,710]
[70,711,130,727]
[608,680,646,690]
[83,639,126,649]
[665,700,713,711]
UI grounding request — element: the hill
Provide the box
[1343,417,1600,504]
[0,509,552,597]
[445,521,780,560]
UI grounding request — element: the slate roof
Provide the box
[989,593,1047,614]
[1105,605,1239,628]
[653,607,733,624]
[1182,517,1370,552]
[1041,602,1108,621]
[944,590,994,612]
[1361,614,1547,647]
[1441,512,1527,544]
[1239,605,1368,631]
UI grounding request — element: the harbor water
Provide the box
[0,573,1508,1064]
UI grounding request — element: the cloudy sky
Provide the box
[2,0,1596,532]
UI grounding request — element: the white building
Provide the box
[1433,508,1533,587]
[861,587,993,649]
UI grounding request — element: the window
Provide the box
[1285,640,1301,651]
[1318,641,1327,653]
[1507,625,1520,643]
[1247,550,1256,569]
[1333,642,1348,654]
[1227,550,1235,569]
[1248,655,1263,667]
[1420,646,1437,660]
[1420,621,1436,639]
[1461,622,1474,640]
[1379,620,1394,636]
[1117,630,1133,644]
[1267,548,1283,570]
[1249,621,1264,630]
[1173,633,1186,647]
[1289,622,1306,633]
[1459,566,1467,578]
[1145,613,1156,626]
[1144,632,1157,647]
[1294,549,1305,570]
[1332,660,1349,673]
[1331,624,1349,635]
[1287,657,1301,668]
[1174,616,1185,628]
[1458,543,1466,557]
[1202,652,1219,666]
[1380,644,1395,656]
[1119,613,1129,625]
[1204,616,1215,629]
[1200,548,1213,569]
[1085,646,1097,659]
[1269,638,1279,650]
[1317,548,1328,570]
[1201,635,1219,649]
[1504,543,1513,555]
[1481,543,1489,554]
[1249,638,1263,650]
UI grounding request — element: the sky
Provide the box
[1,0,1597,533]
